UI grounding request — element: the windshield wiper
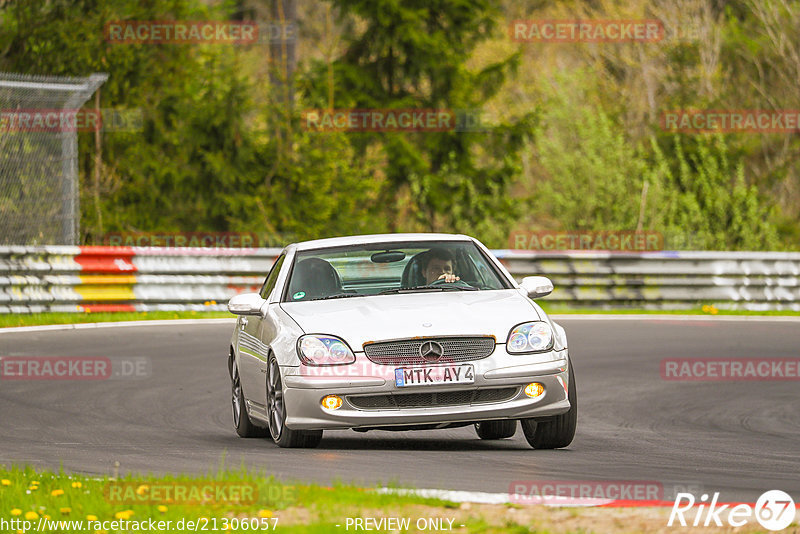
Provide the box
[379,284,477,295]
[309,293,362,301]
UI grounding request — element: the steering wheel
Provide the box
[428,277,473,288]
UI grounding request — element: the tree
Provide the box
[302,0,535,246]
[649,134,781,250]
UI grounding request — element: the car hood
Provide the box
[280,289,541,350]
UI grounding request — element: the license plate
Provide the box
[394,364,475,388]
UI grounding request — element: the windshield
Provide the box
[282,241,511,302]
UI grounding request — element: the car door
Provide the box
[238,254,285,414]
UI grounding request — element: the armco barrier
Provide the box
[494,250,800,311]
[1,247,800,313]
[0,246,277,313]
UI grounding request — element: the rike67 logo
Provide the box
[669,490,796,531]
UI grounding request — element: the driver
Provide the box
[421,248,460,284]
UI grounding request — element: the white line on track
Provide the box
[550,314,800,322]
[376,488,514,505]
[2,314,799,335]
[0,318,236,334]
[375,488,613,507]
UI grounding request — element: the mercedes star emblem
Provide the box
[419,340,444,362]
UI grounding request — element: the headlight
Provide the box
[506,321,554,353]
[297,335,356,366]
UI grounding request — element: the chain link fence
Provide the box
[0,72,107,246]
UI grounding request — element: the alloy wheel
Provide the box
[266,358,284,440]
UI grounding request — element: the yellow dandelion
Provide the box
[30,480,39,485]
[1,479,10,486]
[51,489,65,497]
[25,511,38,520]
[86,514,98,521]
[701,304,710,313]
[71,481,82,489]
[10,509,21,516]
[157,505,168,513]
[60,507,71,514]
[114,510,134,520]
[135,484,149,496]
[257,510,272,518]
[44,514,51,520]
[28,485,38,491]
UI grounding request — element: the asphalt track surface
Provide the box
[1,317,798,502]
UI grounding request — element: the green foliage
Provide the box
[306,0,535,245]
[0,0,794,250]
[529,72,780,251]
[649,135,781,250]
[533,79,647,230]
[1,0,385,243]
[265,128,386,241]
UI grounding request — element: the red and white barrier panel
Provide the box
[0,246,280,313]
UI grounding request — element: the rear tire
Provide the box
[231,356,268,438]
[521,360,577,449]
[474,420,517,440]
[266,356,323,448]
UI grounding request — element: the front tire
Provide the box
[266,356,323,448]
[521,360,577,449]
[231,356,268,438]
[474,420,517,440]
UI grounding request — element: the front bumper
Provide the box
[281,348,571,430]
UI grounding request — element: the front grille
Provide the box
[347,386,518,410]
[363,336,495,366]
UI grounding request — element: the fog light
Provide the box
[321,395,343,410]
[524,383,544,398]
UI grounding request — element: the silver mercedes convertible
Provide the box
[227,233,576,448]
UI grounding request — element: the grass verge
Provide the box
[543,306,800,316]
[3,306,800,330]
[0,465,460,534]
[0,311,232,328]
[0,465,783,533]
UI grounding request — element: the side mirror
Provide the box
[228,292,267,316]
[519,276,554,299]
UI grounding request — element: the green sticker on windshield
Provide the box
[292,291,305,300]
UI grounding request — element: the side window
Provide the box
[259,254,286,300]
